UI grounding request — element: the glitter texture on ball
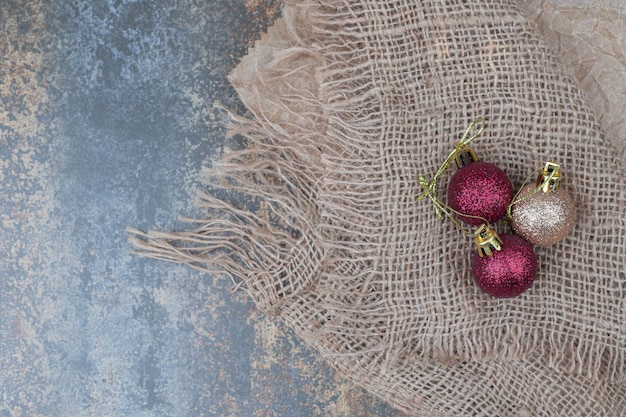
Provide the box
[511,184,576,246]
[471,234,538,298]
[447,161,513,226]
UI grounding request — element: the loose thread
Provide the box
[417,118,489,236]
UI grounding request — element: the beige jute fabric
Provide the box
[520,0,626,161]
[130,0,626,415]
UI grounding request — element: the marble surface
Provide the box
[0,1,401,416]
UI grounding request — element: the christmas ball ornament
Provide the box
[510,162,576,246]
[471,225,537,298]
[447,146,513,226]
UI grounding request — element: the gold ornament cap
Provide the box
[536,161,563,193]
[473,224,503,258]
[453,143,479,168]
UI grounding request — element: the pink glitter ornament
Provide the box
[448,161,513,226]
[510,162,576,246]
[471,230,537,298]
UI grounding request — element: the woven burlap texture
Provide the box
[130,0,626,415]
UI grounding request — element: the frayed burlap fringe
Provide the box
[130,0,626,415]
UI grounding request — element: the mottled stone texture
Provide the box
[0,1,401,416]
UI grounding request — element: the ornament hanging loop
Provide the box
[459,118,486,145]
[417,118,491,235]
[418,118,487,206]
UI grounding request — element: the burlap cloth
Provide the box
[131,0,626,415]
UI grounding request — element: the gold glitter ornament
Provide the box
[510,162,576,246]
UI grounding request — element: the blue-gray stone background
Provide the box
[0,1,401,416]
